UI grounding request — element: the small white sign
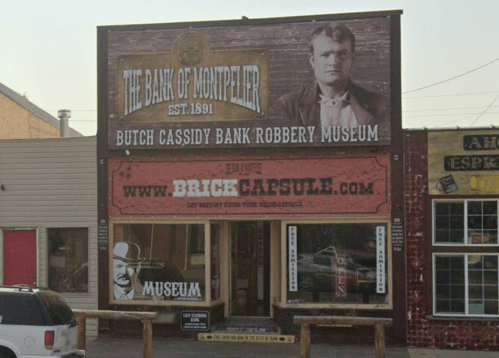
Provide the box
[376,226,386,294]
[288,226,298,292]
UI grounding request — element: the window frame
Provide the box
[431,198,499,318]
[47,227,89,294]
[432,252,499,317]
[280,218,392,310]
[109,219,213,307]
[432,199,499,247]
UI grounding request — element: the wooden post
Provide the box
[77,316,86,350]
[294,316,392,358]
[143,318,153,358]
[374,322,385,358]
[300,323,311,358]
[72,309,158,357]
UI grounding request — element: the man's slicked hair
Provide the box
[309,23,356,53]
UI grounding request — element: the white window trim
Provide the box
[432,199,499,247]
[433,252,499,317]
[47,227,90,294]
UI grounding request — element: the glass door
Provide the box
[230,221,270,316]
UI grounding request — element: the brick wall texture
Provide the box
[0,94,60,139]
[404,131,499,350]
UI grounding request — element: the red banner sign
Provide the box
[109,155,390,217]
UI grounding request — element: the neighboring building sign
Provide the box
[180,311,210,332]
[104,16,393,149]
[428,130,499,195]
[109,155,390,217]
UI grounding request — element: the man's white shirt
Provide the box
[319,92,358,128]
[114,285,134,300]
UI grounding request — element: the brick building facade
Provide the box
[0,81,81,139]
[405,129,499,350]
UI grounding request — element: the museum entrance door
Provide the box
[230,221,270,317]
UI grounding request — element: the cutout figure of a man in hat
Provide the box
[113,242,145,300]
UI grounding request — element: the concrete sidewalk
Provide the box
[408,348,499,358]
[85,337,499,358]
[86,337,408,357]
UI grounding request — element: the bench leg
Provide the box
[300,323,311,358]
[374,323,385,358]
[77,317,86,351]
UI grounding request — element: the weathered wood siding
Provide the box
[0,136,98,336]
[104,16,392,149]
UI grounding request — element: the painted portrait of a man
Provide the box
[272,22,390,144]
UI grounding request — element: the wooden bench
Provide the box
[72,309,158,358]
[293,316,393,358]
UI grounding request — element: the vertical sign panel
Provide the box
[376,226,386,294]
[335,254,347,298]
[288,226,298,292]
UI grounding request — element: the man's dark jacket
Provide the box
[271,80,390,141]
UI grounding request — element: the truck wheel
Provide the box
[0,349,15,358]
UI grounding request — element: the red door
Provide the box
[3,230,37,286]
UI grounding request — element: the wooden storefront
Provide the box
[97,10,405,342]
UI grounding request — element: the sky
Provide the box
[1,0,498,136]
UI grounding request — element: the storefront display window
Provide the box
[112,223,206,302]
[48,228,89,293]
[287,223,388,305]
